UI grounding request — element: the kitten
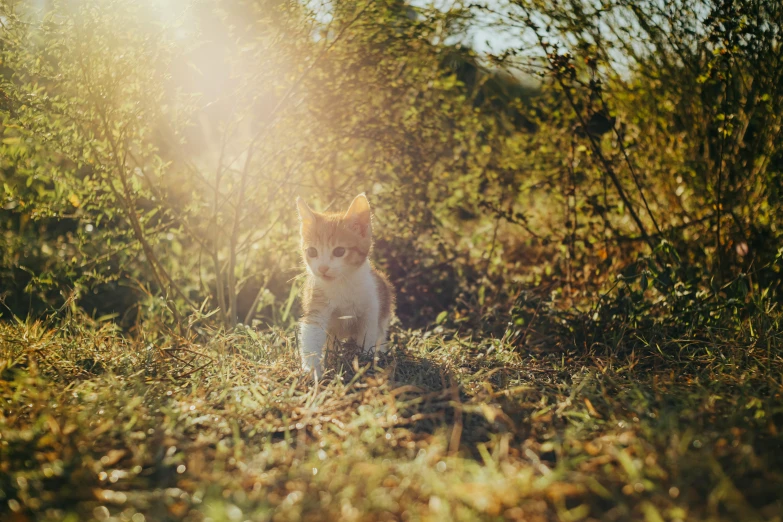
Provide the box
[296,193,395,379]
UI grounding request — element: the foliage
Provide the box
[2,0,780,326]
[0,0,513,329]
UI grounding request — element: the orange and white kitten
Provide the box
[296,193,395,379]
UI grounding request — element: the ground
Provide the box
[1,313,782,521]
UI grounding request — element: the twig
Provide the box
[483,215,501,277]
[243,259,281,326]
[522,17,656,251]
[448,374,463,456]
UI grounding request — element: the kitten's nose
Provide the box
[318,265,329,275]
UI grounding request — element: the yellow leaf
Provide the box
[584,398,601,417]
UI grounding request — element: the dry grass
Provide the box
[1,310,782,521]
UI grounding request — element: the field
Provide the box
[2,302,782,521]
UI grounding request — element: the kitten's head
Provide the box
[297,194,372,283]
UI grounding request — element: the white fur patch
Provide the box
[300,322,327,379]
[299,261,389,377]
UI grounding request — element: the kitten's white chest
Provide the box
[320,264,376,310]
[318,263,378,339]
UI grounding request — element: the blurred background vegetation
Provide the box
[1,0,781,335]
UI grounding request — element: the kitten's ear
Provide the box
[296,197,315,224]
[343,193,371,237]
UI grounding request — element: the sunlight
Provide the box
[1,0,782,518]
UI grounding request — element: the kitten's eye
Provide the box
[332,247,346,257]
[306,247,318,258]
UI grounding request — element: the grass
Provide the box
[1,304,782,522]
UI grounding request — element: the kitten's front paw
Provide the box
[302,354,324,381]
